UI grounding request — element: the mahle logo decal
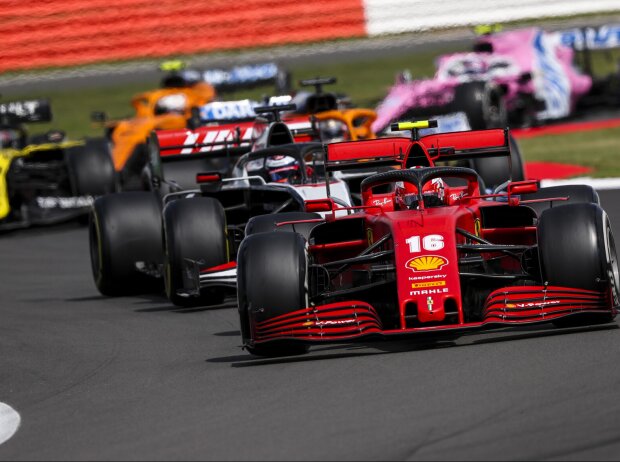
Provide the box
[406,255,448,272]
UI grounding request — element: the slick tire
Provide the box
[89,192,163,296]
[237,232,310,357]
[244,212,322,239]
[67,137,117,196]
[537,203,619,326]
[163,197,228,307]
[453,81,507,130]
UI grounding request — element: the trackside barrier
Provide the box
[0,0,618,73]
[0,0,367,73]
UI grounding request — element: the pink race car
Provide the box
[373,26,597,134]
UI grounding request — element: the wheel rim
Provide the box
[164,259,173,299]
[485,91,507,128]
[607,225,620,306]
[89,213,104,285]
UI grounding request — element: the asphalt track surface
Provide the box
[0,190,619,461]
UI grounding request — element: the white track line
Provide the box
[0,402,20,445]
[540,177,620,190]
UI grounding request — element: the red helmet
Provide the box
[395,175,446,209]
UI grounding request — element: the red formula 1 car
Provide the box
[236,122,619,356]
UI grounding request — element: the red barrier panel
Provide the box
[0,0,366,73]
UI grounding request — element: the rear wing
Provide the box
[0,99,52,124]
[555,24,620,78]
[325,128,510,172]
[557,24,620,51]
[153,121,256,158]
[153,114,317,159]
[325,137,410,172]
[203,62,291,93]
[196,96,293,124]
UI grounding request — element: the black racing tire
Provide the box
[67,137,117,196]
[89,192,163,296]
[453,81,507,130]
[470,134,525,191]
[163,197,228,307]
[244,212,322,239]
[119,143,150,191]
[521,184,599,216]
[237,232,310,357]
[537,203,619,326]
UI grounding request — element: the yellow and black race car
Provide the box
[0,99,116,231]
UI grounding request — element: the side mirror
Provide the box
[507,180,538,196]
[91,111,108,123]
[196,172,222,184]
[305,198,335,213]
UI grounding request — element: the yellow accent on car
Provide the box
[407,255,448,271]
[0,140,85,219]
[474,24,503,36]
[0,154,12,219]
[159,60,186,72]
[395,120,432,131]
[411,280,446,289]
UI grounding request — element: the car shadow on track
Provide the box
[0,220,86,239]
[213,330,241,337]
[208,322,619,367]
[208,337,459,367]
[467,322,619,346]
[133,297,237,314]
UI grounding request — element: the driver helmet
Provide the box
[448,56,486,78]
[265,155,301,183]
[154,93,188,115]
[0,127,25,149]
[319,119,349,143]
[395,174,446,209]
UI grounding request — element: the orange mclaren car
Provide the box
[94,61,291,189]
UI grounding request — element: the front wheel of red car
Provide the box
[470,133,525,191]
[237,232,310,357]
[537,203,619,326]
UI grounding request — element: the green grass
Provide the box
[6,44,620,178]
[517,126,620,177]
[6,43,464,139]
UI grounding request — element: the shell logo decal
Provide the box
[406,255,448,272]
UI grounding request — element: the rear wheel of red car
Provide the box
[537,203,619,326]
[163,197,228,307]
[89,192,163,296]
[237,232,310,357]
[470,134,524,191]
